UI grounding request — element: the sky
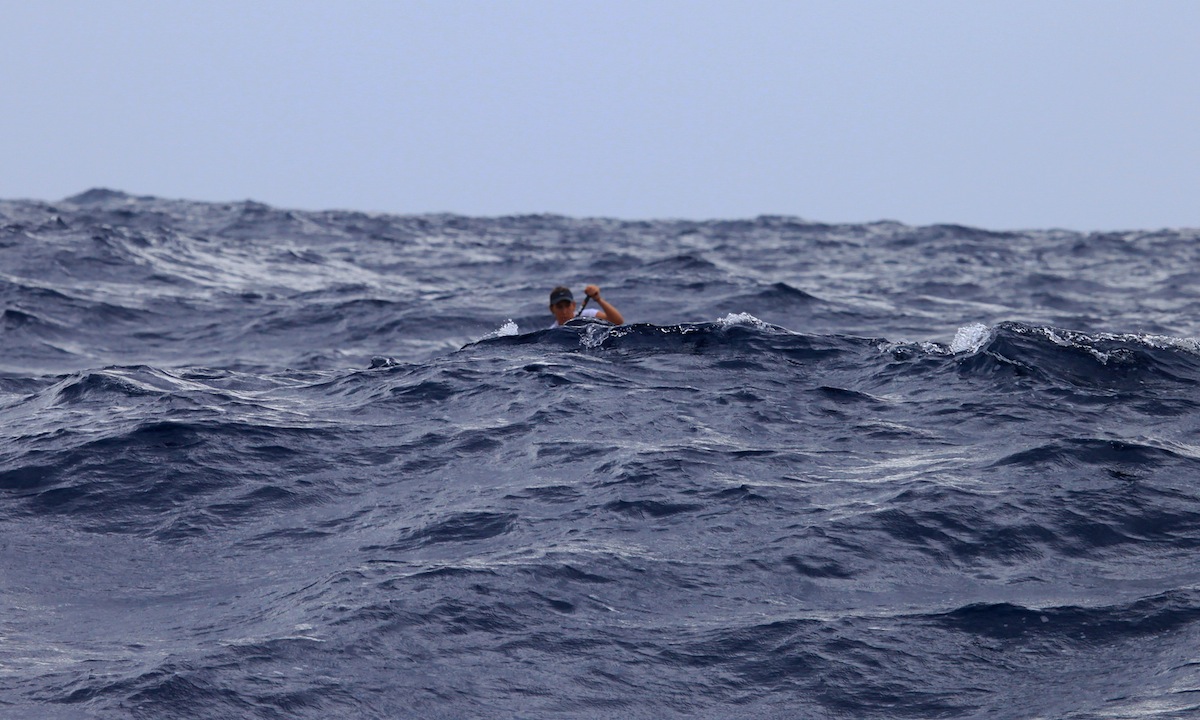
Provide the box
[2,0,1197,231]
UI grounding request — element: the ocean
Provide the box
[3,188,1200,719]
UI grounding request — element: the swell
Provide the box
[5,192,1200,719]
[932,589,1200,645]
[0,418,339,539]
[464,315,875,367]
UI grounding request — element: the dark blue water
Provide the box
[4,188,1200,718]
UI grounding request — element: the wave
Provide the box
[933,589,1200,644]
[0,417,334,539]
[462,313,875,366]
[457,317,1200,405]
[8,191,1200,718]
[991,437,1196,469]
[943,322,1200,395]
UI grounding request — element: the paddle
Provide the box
[574,295,591,318]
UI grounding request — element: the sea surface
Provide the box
[3,189,1200,719]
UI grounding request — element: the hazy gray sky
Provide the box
[3,1,1197,230]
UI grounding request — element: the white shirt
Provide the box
[550,307,600,329]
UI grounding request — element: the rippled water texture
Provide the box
[3,189,1200,718]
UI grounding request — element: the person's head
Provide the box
[549,286,576,325]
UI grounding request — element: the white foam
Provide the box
[579,323,612,349]
[478,320,519,341]
[949,323,991,354]
[715,312,767,329]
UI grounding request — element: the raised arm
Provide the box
[583,285,624,325]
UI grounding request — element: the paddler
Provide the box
[548,285,624,328]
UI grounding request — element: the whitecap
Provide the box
[715,312,768,329]
[478,319,519,341]
[579,322,612,349]
[949,323,991,354]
